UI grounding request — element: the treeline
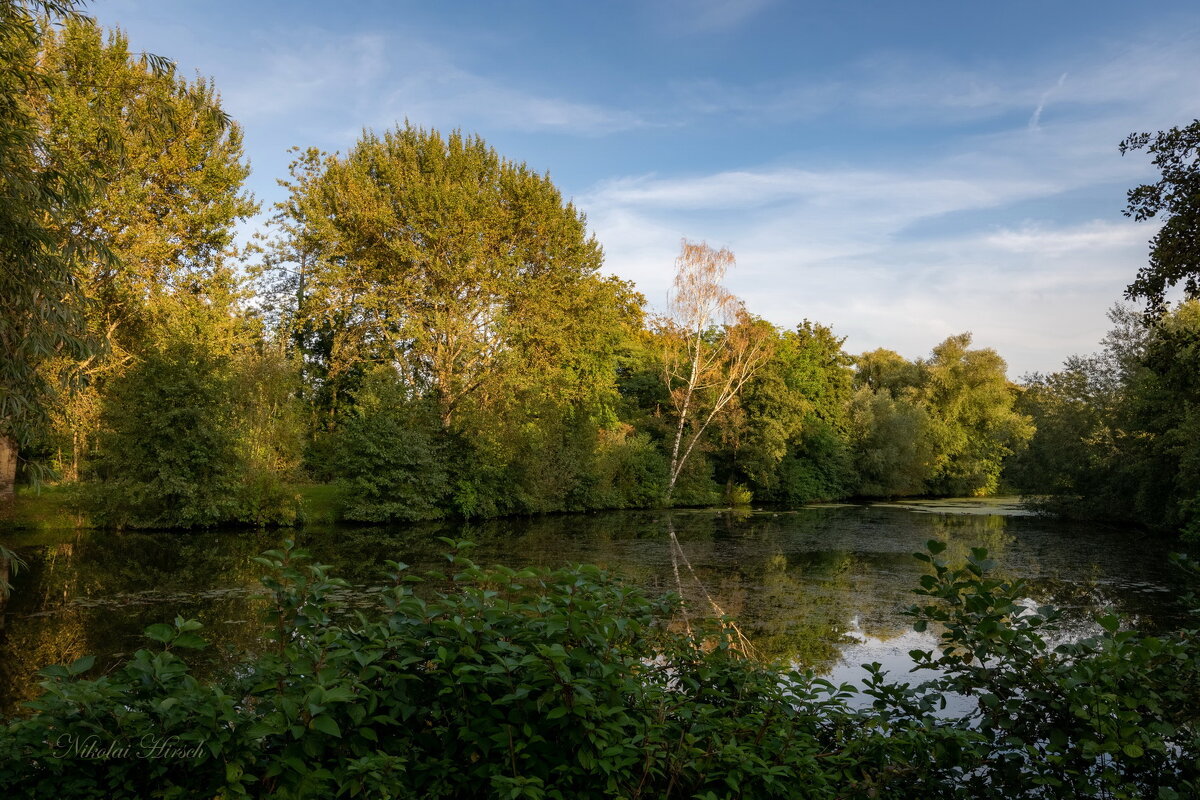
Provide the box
[1009,301,1200,537]
[0,14,1034,529]
[5,8,1200,536]
[1006,121,1200,540]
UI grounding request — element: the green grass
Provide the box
[2,483,349,532]
[1,484,89,532]
[297,483,346,525]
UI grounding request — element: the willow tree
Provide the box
[0,0,97,502]
[264,125,640,431]
[660,240,772,502]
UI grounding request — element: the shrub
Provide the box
[328,370,451,522]
[2,542,1198,798]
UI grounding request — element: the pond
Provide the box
[1,499,1192,716]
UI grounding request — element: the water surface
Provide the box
[1,501,1190,716]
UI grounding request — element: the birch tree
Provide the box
[661,240,772,501]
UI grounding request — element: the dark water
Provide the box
[1,500,1192,716]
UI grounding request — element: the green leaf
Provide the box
[68,655,95,675]
[145,623,175,643]
[172,633,208,649]
[310,715,342,737]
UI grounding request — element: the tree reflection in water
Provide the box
[0,503,1190,716]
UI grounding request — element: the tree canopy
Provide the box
[1121,120,1200,312]
[0,0,97,500]
[263,126,640,431]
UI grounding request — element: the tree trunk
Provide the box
[0,434,17,505]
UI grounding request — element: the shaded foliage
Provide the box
[1122,120,1200,312]
[1,541,1197,798]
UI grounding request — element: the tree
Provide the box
[920,333,1032,496]
[850,336,1031,497]
[722,321,857,503]
[660,240,773,502]
[0,0,96,503]
[1121,120,1200,312]
[34,19,255,478]
[86,292,302,528]
[850,385,937,497]
[263,125,639,432]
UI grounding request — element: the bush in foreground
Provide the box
[1,542,1198,798]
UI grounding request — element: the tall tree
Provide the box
[720,321,856,503]
[1121,120,1200,312]
[850,336,1031,497]
[33,19,255,477]
[264,125,639,430]
[660,240,772,502]
[0,0,96,502]
[919,333,1032,496]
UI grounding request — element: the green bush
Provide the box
[328,370,451,522]
[84,331,301,528]
[2,542,1198,798]
[774,423,857,505]
[586,429,668,509]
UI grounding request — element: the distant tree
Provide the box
[1015,301,1200,538]
[725,321,857,503]
[659,240,773,502]
[851,335,1031,497]
[920,333,1033,496]
[850,385,937,497]
[1007,305,1147,504]
[1121,120,1200,312]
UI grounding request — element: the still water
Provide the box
[1,499,1191,716]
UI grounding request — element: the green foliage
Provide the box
[905,541,1200,796]
[329,368,450,522]
[262,125,639,433]
[584,428,668,509]
[726,321,857,503]
[85,305,302,528]
[0,0,99,494]
[851,385,937,497]
[1014,302,1200,538]
[774,421,858,504]
[32,17,257,483]
[3,541,1198,798]
[851,336,1031,498]
[1121,120,1200,312]
[920,334,1033,496]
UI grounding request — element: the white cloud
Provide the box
[581,134,1159,377]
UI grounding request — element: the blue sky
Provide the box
[94,0,1200,376]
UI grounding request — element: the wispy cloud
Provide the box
[662,28,1200,129]
[658,0,776,34]
[580,121,1160,375]
[223,30,647,140]
[1028,72,1068,131]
